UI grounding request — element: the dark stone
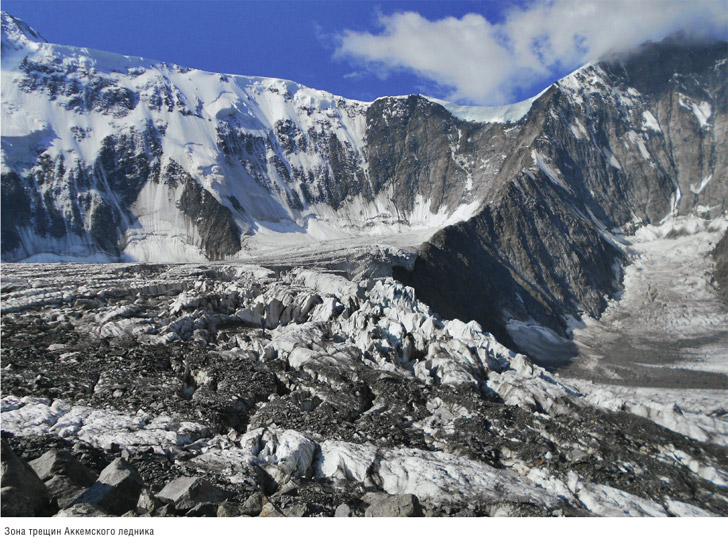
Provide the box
[364,493,423,517]
[155,476,229,511]
[55,503,110,517]
[1,439,52,516]
[136,488,163,514]
[45,475,87,509]
[29,449,96,487]
[240,491,266,516]
[185,502,219,517]
[70,458,144,516]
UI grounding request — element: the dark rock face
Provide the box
[365,96,467,213]
[1,123,163,260]
[19,57,139,118]
[398,39,728,356]
[713,230,728,302]
[1,439,52,516]
[397,169,625,352]
[163,161,242,260]
[71,458,145,516]
[0,171,32,255]
[362,94,522,217]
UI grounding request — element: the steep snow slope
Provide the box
[1,12,491,263]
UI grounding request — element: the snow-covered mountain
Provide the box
[2,15,728,518]
[1,12,492,263]
[2,12,727,359]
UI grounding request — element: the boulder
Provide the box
[1,439,51,516]
[29,449,96,487]
[364,493,422,517]
[45,475,87,509]
[136,488,163,514]
[156,476,229,511]
[334,503,356,517]
[240,491,266,516]
[70,458,144,516]
[259,502,285,517]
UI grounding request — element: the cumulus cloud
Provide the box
[334,0,728,105]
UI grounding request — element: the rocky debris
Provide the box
[1,439,52,516]
[156,476,229,511]
[70,458,144,515]
[713,229,728,303]
[1,264,727,517]
[29,449,96,487]
[217,502,250,517]
[45,475,89,509]
[55,503,110,517]
[364,493,422,517]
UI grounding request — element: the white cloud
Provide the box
[334,0,728,105]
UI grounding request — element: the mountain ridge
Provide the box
[2,11,727,359]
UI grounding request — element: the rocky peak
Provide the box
[602,34,728,96]
[1,11,46,52]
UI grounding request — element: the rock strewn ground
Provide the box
[1,263,727,517]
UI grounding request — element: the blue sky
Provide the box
[3,0,726,105]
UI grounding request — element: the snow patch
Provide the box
[569,119,588,140]
[425,92,543,124]
[641,111,662,133]
[532,150,569,190]
[679,96,712,128]
[602,146,622,169]
[689,175,712,195]
[625,130,651,162]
